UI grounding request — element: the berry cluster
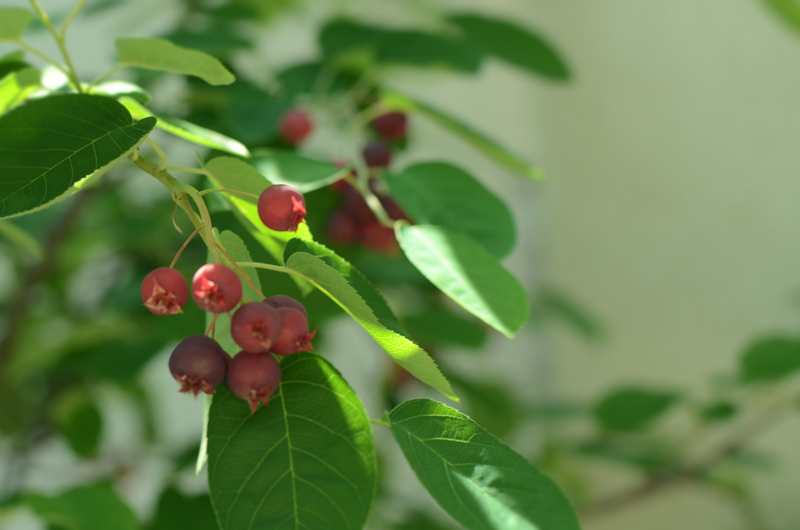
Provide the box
[140,183,315,413]
[325,111,411,254]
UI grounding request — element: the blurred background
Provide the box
[2,0,800,529]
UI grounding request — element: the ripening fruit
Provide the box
[278,109,312,145]
[343,186,375,222]
[192,263,242,313]
[141,267,188,315]
[227,351,282,414]
[326,210,359,244]
[231,302,282,353]
[362,142,392,168]
[372,112,407,141]
[258,184,307,232]
[271,306,316,356]
[360,220,399,255]
[381,196,412,222]
[168,335,228,396]
[263,294,308,319]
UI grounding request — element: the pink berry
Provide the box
[227,352,282,414]
[362,142,391,168]
[263,295,308,319]
[360,221,399,255]
[231,302,282,353]
[278,109,312,145]
[327,210,359,244]
[271,306,316,356]
[168,335,228,396]
[372,112,407,141]
[257,184,307,232]
[141,267,188,315]
[192,263,242,313]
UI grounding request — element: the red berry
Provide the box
[231,302,282,353]
[381,196,412,222]
[258,184,307,232]
[343,186,375,222]
[141,267,188,315]
[192,263,242,313]
[168,335,228,396]
[227,352,282,414]
[327,210,359,244]
[372,112,407,141]
[271,306,316,356]
[362,142,392,168]
[278,109,312,145]
[360,220,399,255]
[263,295,308,319]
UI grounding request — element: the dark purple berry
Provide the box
[362,142,391,168]
[271,306,316,356]
[141,267,188,315]
[227,352,282,414]
[168,335,228,396]
[192,263,243,313]
[278,109,312,145]
[372,112,407,141]
[231,302,282,353]
[258,184,307,232]
[263,295,308,319]
[343,186,375,222]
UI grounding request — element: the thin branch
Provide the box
[88,63,125,90]
[198,188,258,200]
[370,419,391,428]
[145,138,169,170]
[213,240,265,299]
[28,0,82,93]
[170,224,203,268]
[12,40,68,76]
[167,166,211,176]
[59,0,86,40]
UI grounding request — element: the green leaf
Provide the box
[593,388,679,432]
[250,149,349,193]
[284,239,458,401]
[700,402,737,423]
[208,353,376,530]
[115,38,235,85]
[27,484,139,530]
[389,399,581,530]
[381,92,541,180]
[319,19,386,61]
[397,225,528,338]
[0,8,35,41]
[121,97,248,156]
[386,162,516,258]
[740,336,800,382]
[91,81,150,104]
[377,30,481,72]
[449,373,519,438]
[0,50,26,63]
[205,156,314,294]
[0,66,39,114]
[403,307,487,350]
[448,14,571,80]
[0,94,157,219]
[149,488,217,530]
[763,0,800,32]
[50,387,103,458]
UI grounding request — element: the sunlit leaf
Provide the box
[0,94,156,219]
[208,353,376,530]
[0,8,35,41]
[389,399,581,530]
[250,150,349,193]
[398,225,528,338]
[116,38,235,85]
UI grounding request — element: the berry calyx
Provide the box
[326,210,359,244]
[231,302,282,353]
[141,267,188,315]
[263,294,308,319]
[360,220,399,255]
[192,263,242,313]
[257,184,307,232]
[227,352,282,414]
[362,142,391,168]
[372,112,407,141]
[168,335,228,396]
[278,109,313,145]
[271,306,316,356]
